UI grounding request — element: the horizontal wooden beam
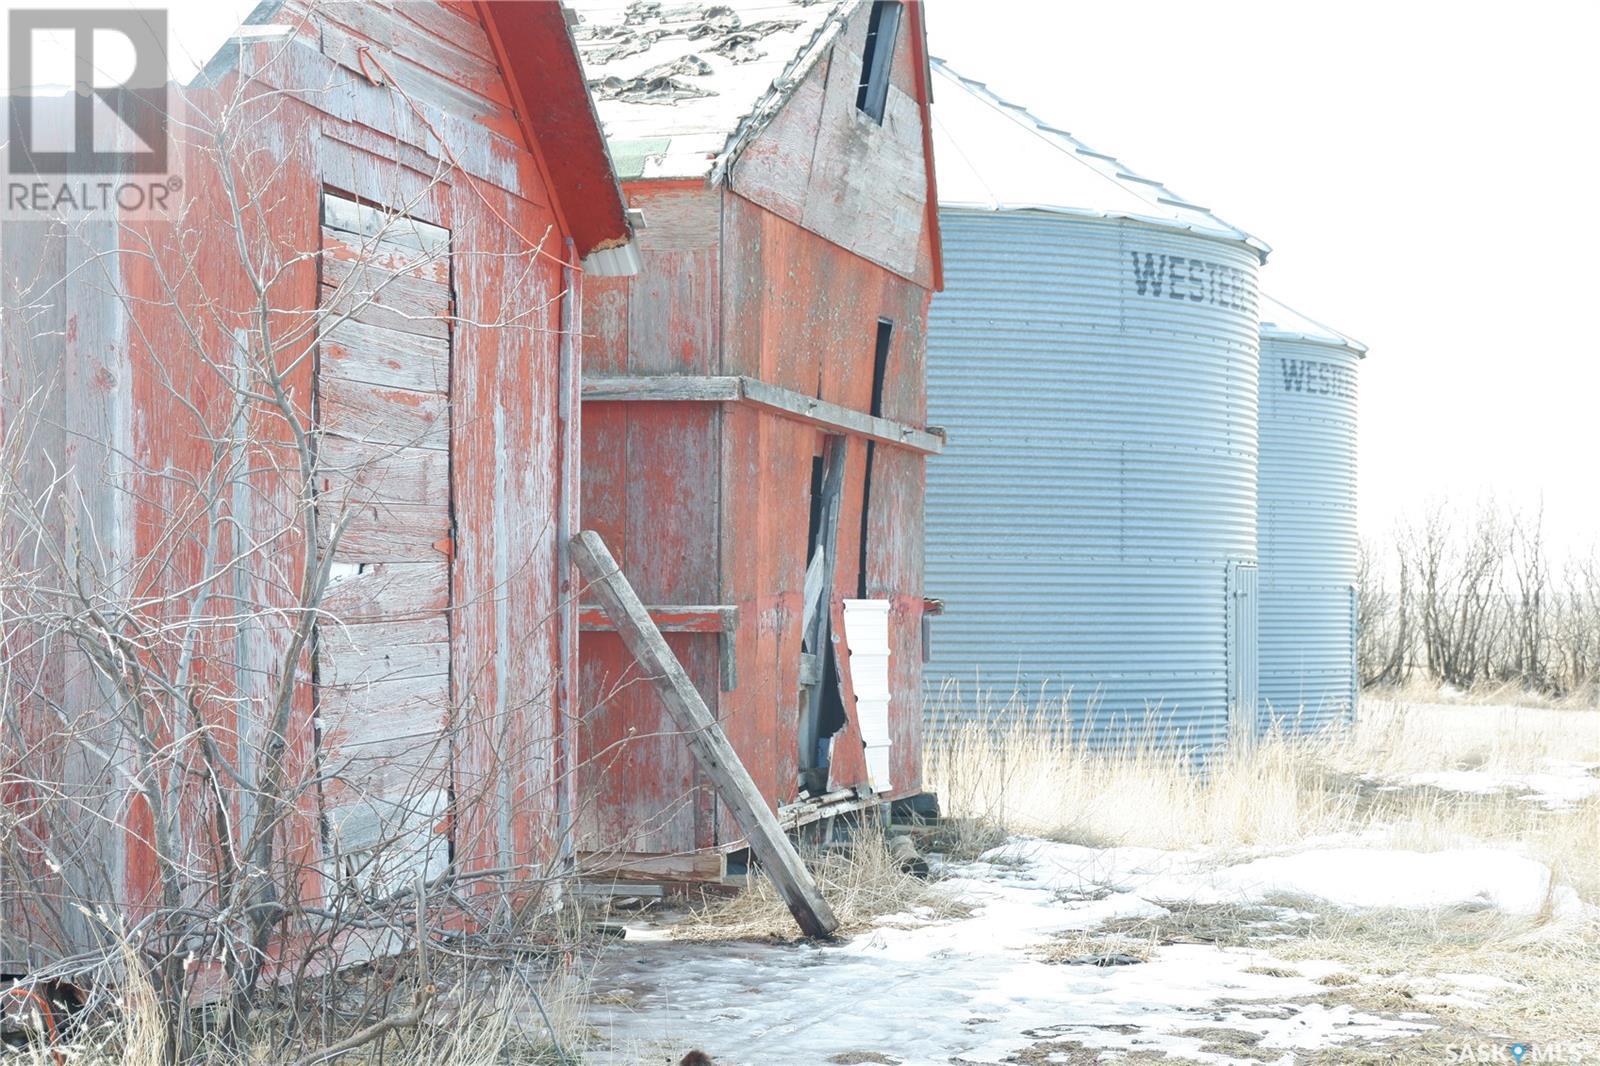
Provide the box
[579,604,737,634]
[580,603,740,690]
[583,375,743,402]
[576,849,727,884]
[582,375,945,454]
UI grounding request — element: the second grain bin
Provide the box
[1257,297,1366,734]
[924,60,1268,756]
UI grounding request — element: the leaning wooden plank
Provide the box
[739,378,945,454]
[571,530,840,939]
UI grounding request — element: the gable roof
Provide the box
[1260,296,1368,356]
[929,57,1269,260]
[195,0,635,270]
[566,0,854,181]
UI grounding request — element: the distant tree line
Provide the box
[1359,504,1600,699]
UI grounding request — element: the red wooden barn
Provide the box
[566,0,944,876]
[1,1,633,971]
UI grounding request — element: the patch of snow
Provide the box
[988,840,1580,918]
[1399,762,1600,810]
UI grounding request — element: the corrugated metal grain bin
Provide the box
[1256,298,1367,734]
[923,60,1268,755]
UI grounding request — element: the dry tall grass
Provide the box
[674,826,969,942]
[933,697,1600,1055]
[924,697,1600,904]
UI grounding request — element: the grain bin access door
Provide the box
[1226,562,1259,742]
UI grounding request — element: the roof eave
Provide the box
[478,0,635,264]
[939,201,1270,260]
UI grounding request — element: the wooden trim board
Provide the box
[581,375,945,454]
[579,603,740,691]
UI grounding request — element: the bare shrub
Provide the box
[0,21,594,1066]
[1360,502,1600,702]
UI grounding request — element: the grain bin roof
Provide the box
[929,57,1269,258]
[1260,295,1368,356]
[566,0,854,181]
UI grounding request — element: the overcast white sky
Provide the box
[10,0,1597,554]
[927,0,1600,557]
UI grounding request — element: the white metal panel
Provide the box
[843,598,894,792]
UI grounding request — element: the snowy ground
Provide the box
[582,837,1593,1065]
[580,702,1599,1064]
[1373,760,1600,810]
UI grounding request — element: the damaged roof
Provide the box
[1260,296,1368,356]
[566,0,854,181]
[929,57,1269,259]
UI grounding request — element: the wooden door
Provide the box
[313,193,454,894]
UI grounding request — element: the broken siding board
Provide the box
[316,15,526,156]
[315,616,450,686]
[318,376,449,450]
[317,134,455,230]
[317,434,450,509]
[319,2,510,107]
[320,273,452,342]
[321,208,452,273]
[322,560,451,621]
[324,506,452,563]
[321,318,451,392]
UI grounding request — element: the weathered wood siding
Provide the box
[2,0,583,961]
[577,2,937,854]
[578,183,722,855]
[717,190,930,834]
[729,0,936,290]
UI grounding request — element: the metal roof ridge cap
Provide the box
[1260,296,1367,353]
[929,57,1269,257]
[1259,328,1369,357]
[934,200,1271,252]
